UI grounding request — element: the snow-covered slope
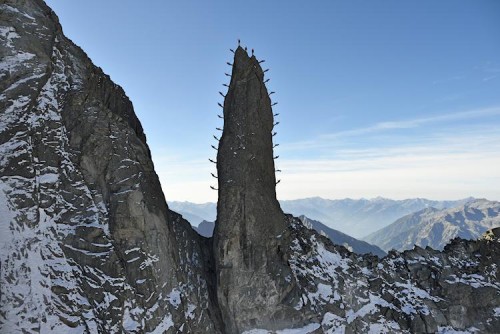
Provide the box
[364,199,500,251]
[261,217,500,333]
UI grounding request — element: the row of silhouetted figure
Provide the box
[209,41,281,191]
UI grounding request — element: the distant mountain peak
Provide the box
[365,199,500,251]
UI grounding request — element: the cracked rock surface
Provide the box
[0,1,221,332]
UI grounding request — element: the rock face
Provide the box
[1,1,500,333]
[213,46,304,332]
[365,199,500,251]
[0,1,221,332]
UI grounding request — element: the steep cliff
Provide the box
[213,46,307,332]
[0,1,221,332]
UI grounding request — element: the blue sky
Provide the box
[45,0,500,202]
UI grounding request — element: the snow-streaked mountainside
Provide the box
[280,197,475,238]
[1,1,500,333]
[0,2,222,332]
[170,197,474,238]
[364,199,500,252]
[191,217,386,257]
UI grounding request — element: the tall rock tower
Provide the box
[213,47,302,332]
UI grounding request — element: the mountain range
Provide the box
[170,197,474,238]
[364,199,500,251]
[192,217,386,257]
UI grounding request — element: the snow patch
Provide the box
[0,183,15,249]
[148,314,173,334]
[242,323,320,334]
[437,326,480,333]
[167,288,182,308]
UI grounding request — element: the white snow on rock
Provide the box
[148,314,174,334]
[242,322,320,334]
[0,183,15,249]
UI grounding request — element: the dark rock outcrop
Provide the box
[0,1,221,332]
[214,46,305,332]
[483,227,500,241]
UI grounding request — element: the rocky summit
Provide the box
[1,1,499,333]
[214,46,304,332]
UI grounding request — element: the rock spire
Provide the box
[213,46,302,332]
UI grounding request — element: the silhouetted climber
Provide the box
[264,69,269,73]
[209,158,216,164]
[227,62,232,66]
[272,102,278,106]
[273,144,279,148]
[238,39,240,46]
[225,73,230,77]
[218,102,223,108]
[244,46,247,52]
[273,113,279,116]
[252,48,254,56]
[273,155,279,159]
[272,132,277,136]
[269,91,275,95]
[211,173,218,179]
[223,84,229,87]
[275,180,281,185]
[218,114,223,119]
[216,127,222,131]
[230,48,235,53]
[264,78,270,83]
[259,59,265,63]
[211,145,218,150]
[219,91,225,97]
[210,186,218,190]
[213,135,219,141]
[274,121,280,126]
[275,169,282,172]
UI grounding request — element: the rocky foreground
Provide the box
[1,1,499,333]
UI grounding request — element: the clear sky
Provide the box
[45,0,500,203]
